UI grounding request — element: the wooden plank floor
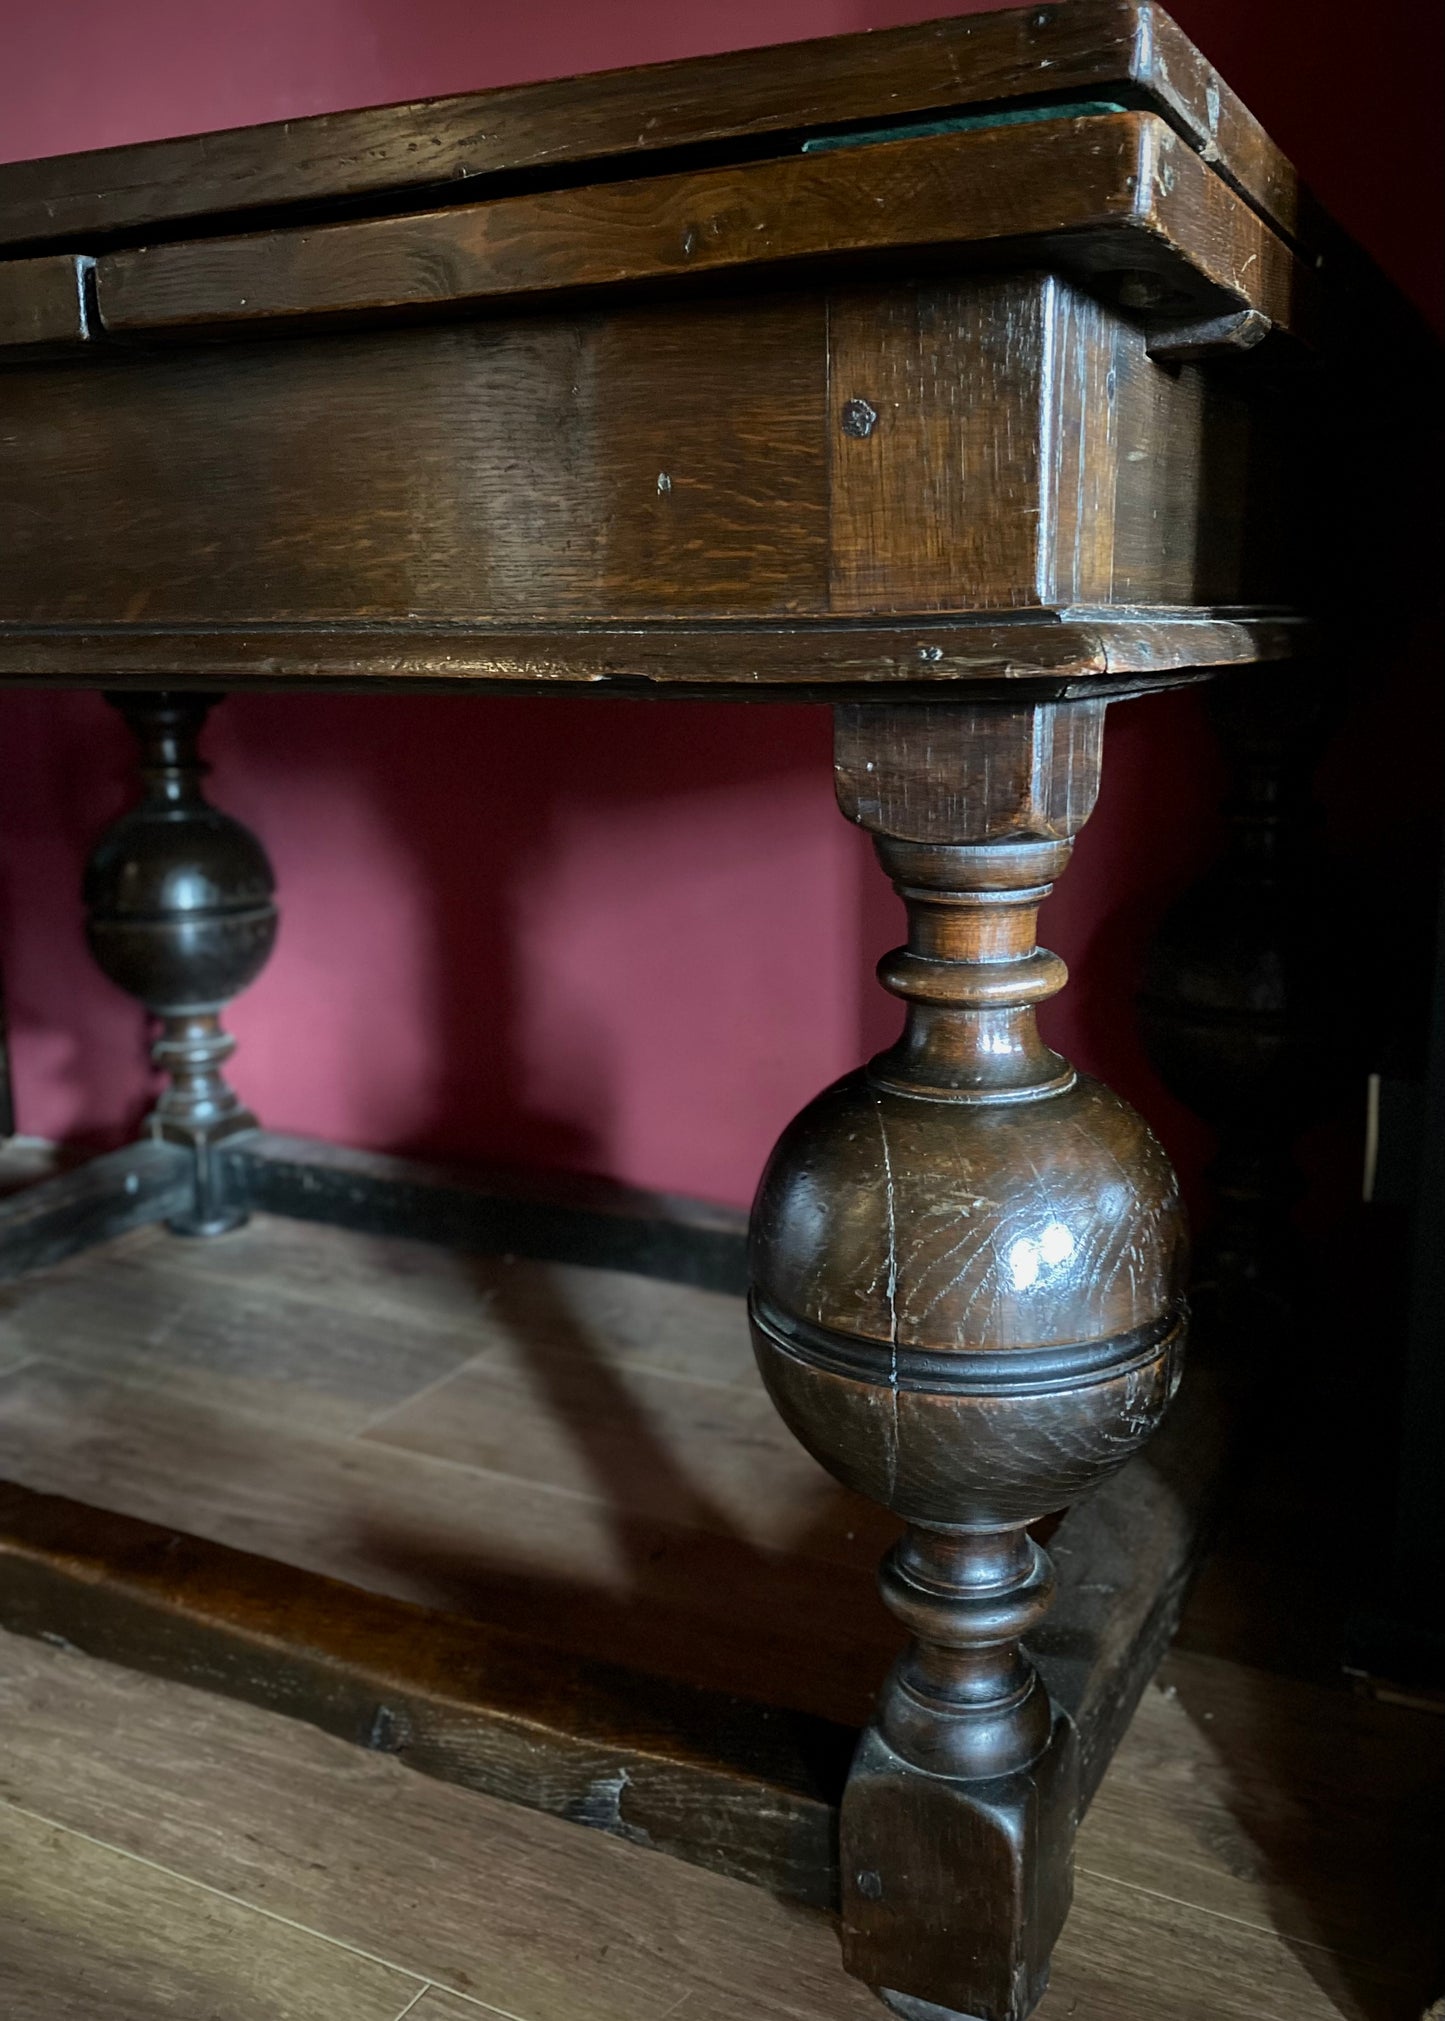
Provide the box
[0,1193,1441,2016]
[2,1625,1438,2020]
[0,1212,904,1725]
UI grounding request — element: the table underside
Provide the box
[0,1132,1225,1909]
[0,20,1425,2016]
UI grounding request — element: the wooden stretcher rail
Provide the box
[0,1141,191,1281]
[222,1130,752,1294]
[0,1406,1224,1910]
[0,1126,1229,1910]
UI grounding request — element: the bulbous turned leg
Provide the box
[749,702,1187,2021]
[84,693,277,1236]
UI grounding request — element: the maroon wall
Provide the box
[0,0,1437,1209]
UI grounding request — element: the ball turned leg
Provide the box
[749,702,1188,2021]
[84,693,278,1236]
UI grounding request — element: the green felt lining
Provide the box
[801,99,1128,154]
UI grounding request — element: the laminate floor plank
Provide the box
[0,1203,1434,2018]
[94,1212,762,1385]
[0,1627,1396,2021]
[0,1214,780,1455]
[0,1225,489,1436]
[1036,1874,1409,2021]
[0,1357,898,1724]
[405,1995,495,2018]
[0,1627,881,2021]
[0,1214,885,1582]
[1081,1648,1445,1987]
[0,1341,31,1378]
[359,1337,888,1549]
[0,1798,419,2021]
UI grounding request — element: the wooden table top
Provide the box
[0,3,1303,255]
[0,6,1417,699]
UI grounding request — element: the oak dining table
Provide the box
[0,7,1424,2017]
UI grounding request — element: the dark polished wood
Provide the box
[0,252,92,351]
[0,1141,191,1280]
[0,14,1318,697]
[84,695,277,1234]
[90,114,1303,343]
[0,617,1300,698]
[751,702,1186,2018]
[0,3,1303,254]
[0,1160,1224,1910]
[0,275,1300,656]
[0,8,1424,2015]
[223,1129,751,1293]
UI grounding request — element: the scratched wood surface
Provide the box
[0,253,90,350]
[0,273,1291,643]
[1,1622,1436,2019]
[0,3,1301,254]
[88,114,1302,341]
[0,299,831,627]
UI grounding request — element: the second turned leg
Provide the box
[84,692,278,1235]
[749,700,1187,2020]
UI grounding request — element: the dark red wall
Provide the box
[0,1,1437,1208]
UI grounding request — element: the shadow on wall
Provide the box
[0,690,880,1209]
[2,0,1437,1222]
[1039,690,1226,1218]
[0,692,149,1148]
[0,686,1227,1216]
[854,688,1226,1224]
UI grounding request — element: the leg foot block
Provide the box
[157,1120,255,1239]
[842,1710,1078,2021]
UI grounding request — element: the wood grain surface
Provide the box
[0,254,92,351]
[0,1152,1434,2013]
[0,1193,1212,1759]
[1,1622,1435,2019]
[0,1219,901,1724]
[0,1801,419,2021]
[0,1364,1224,1909]
[0,302,830,626]
[0,269,1296,644]
[90,115,1304,341]
[0,1115,1225,1919]
[0,615,1304,695]
[0,1628,881,2021]
[0,4,1300,254]
[0,1141,191,1284]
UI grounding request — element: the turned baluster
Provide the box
[749,700,1187,2021]
[84,692,277,1235]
